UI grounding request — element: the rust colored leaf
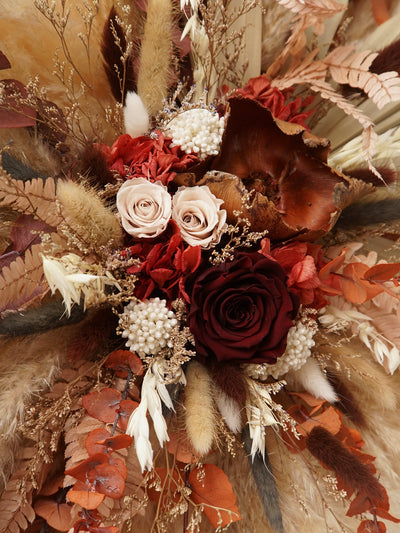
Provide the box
[65,453,109,482]
[357,519,386,533]
[290,392,326,409]
[167,430,199,464]
[85,428,132,455]
[319,248,347,280]
[39,474,64,496]
[148,467,183,506]
[67,482,105,510]
[109,456,128,480]
[364,263,400,281]
[117,399,139,431]
[0,79,36,127]
[341,263,369,303]
[34,498,74,531]
[87,463,125,499]
[85,428,111,455]
[104,350,144,378]
[82,388,122,423]
[189,464,241,529]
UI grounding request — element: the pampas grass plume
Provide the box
[184,361,216,456]
[137,0,172,116]
[57,180,123,248]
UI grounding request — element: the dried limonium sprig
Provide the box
[210,189,268,265]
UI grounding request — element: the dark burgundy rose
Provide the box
[188,252,299,364]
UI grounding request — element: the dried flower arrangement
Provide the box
[2,1,400,532]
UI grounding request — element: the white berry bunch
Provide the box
[119,297,178,357]
[166,108,225,160]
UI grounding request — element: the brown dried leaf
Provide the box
[0,170,61,226]
[0,244,47,315]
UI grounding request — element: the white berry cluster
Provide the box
[119,298,178,357]
[269,320,316,379]
[166,108,225,160]
[245,319,317,381]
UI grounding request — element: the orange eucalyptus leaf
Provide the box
[341,264,369,303]
[85,428,133,455]
[364,263,400,281]
[109,456,128,480]
[290,391,326,409]
[34,498,74,531]
[85,428,111,455]
[104,350,144,377]
[87,463,125,499]
[65,453,109,481]
[148,467,183,506]
[319,248,347,280]
[117,399,139,431]
[167,430,199,464]
[67,482,105,510]
[357,519,386,533]
[82,388,122,423]
[39,474,64,496]
[189,464,241,529]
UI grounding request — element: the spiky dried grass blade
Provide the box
[101,6,136,103]
[184,361,216,456]
[137,0,172,116]
[57,180,123,251]
[242,425,283,533]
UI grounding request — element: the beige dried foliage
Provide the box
[57,180,123,252]
[0,458,36,533]
[0,172,61,226]
[324,46,400,110]
[137,0,173,116]
[0,244,47,315]
[184,361,217,456]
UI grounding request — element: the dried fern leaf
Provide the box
[324,46,400,110]
[0,170,61,227]
[0,244,48,315]
[0,451,36,533]
[276,0,345,18]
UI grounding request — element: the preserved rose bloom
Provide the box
[172,186,227,249]
[188,252,299,364]
[116,177,171,239]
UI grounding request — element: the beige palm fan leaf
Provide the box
[2,1,400,532]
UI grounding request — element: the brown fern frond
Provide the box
[0,452,36,532]
[0,169,61,227]
[276,0,345,19]
[325,46,400,110]
[0,244,48,315]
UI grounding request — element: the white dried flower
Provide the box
[244,318,317,380]
[119,297,178,357]
[165,108,224,160]
[172,185,227,248]
[116,177,171,238]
